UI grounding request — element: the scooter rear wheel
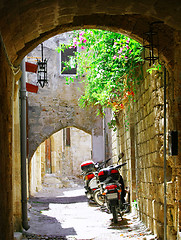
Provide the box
[93,189,105,206]
[111,206,118,223]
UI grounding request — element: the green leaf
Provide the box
[55,29,143,127]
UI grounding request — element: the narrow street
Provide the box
[22,176,159,240]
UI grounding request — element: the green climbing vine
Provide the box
[56,29,144,130]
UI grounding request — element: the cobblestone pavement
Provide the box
[22,176,159,240]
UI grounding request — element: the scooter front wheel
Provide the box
[93,189,105,206]
[111,206,118,223]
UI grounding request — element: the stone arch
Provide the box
[29,126,92,195]
[14,18,175,68]
[0,1,181,239]
[0,1,179,68]
[29,117,100,160]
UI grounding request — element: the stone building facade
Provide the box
[30,127,92,195]
[27,33,103,161]
[26,33,112,196]
[26,33,107,162]
[0,1,180,240]
[111,60,181,239]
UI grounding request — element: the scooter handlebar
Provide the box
[96,157,112,169]
[115,162,127,169]
[105,157,111,163]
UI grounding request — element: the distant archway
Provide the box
[29,127,92,195]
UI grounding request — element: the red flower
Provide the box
[120,104,124,109]
[127,91,134,96]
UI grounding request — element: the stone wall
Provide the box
[50,127,92,177]
[12,80,22,231]
[1,0,180,68]
[113,60,181,239]
[27,33,104,161]
[0,1,180,240]
[0,39,14,240]
[30,144,43,195]
[29,127,91,194]
[67,127,92,176]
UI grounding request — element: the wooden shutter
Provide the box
[66,128,71,146]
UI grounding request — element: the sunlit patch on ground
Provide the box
[23,180,158,240]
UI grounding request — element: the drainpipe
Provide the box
[20,58,30,230]
[116,128,120,158]
[163,66,167,240]
[103,109,106,164]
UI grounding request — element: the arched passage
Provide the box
[29,127,92,196]
[0,1,180,66]
[0,1,180,239]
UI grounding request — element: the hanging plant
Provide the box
[56,29,143,129]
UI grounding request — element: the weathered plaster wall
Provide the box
[50,131,63,175]
[67,127,92,176]
[50,127,92,177]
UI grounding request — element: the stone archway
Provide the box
[0,1,181,239]
[0,1,180,67]
[29,126,92,195]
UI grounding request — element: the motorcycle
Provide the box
[97,153,129,223]
[80,158,111,206]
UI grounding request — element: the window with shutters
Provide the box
[61,47,77,75]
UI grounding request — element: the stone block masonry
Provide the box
[112,61,181,239]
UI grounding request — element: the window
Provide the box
[66,128,71,146]
[61,47,77,75]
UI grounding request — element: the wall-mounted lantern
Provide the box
[37,43,48,88]
[143,21,163,66]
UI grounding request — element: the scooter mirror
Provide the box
[117,152,124,163]
[118,152,124,159]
